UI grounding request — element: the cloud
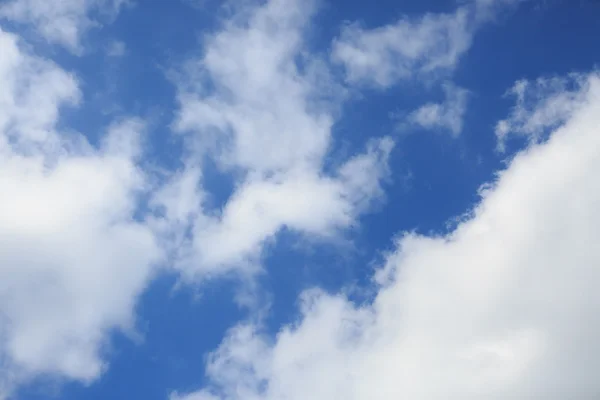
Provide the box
[0,0,395,393]
[0,0,549,397]
[408,82,470,136]
[0,27,161,396]
[495,74,588,151]
[331,0,528,89]
[331,8,472,88]
[0,0,129,52]
[157,0,395,280]
[172,71,600,400]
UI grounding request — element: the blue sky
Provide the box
[2,0,600,399]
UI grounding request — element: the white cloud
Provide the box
[173,71,600,400]
[331,0,528,89]
[495,74,588,151]
[408,82,470,136]
[331,8,472,88]
[0,28,161,396]
[0,0,551,397]
[0,0,128,52]
[158,0,394,280]
[0,0,395,393]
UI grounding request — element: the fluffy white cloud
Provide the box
[408,83,469,136]
[0,0,549,397]
[0,0,128,52]
[0,0,396,392]
[158,0,394,280]
[0,28,161,397]
[173,71,600,400]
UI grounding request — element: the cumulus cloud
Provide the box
[0,27,161,396]
[408,82,470,136]
[0,0,128,52]
[158,0,395,280]
[0,0,395,393]
[0,0,542,397]
[173,71,600,400]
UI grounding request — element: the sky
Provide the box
[1,0,600,399]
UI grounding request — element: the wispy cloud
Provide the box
[0,0,129,52]
[331,0,526,89]
[495,74,588,151]
[331,8,472,88]
[408,82,470,136]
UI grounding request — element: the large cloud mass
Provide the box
[174,72,600,400]
[0,28,161,396]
